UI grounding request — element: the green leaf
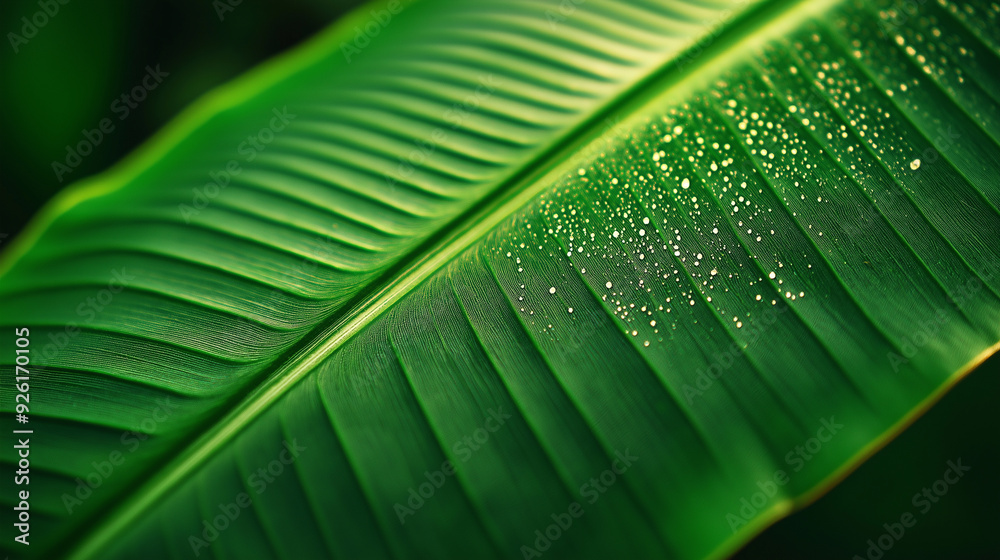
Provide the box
[1,0,770,553]
[735,352,1000,558]
[2,0,999,558]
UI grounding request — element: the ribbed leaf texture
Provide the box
[1,0,999,558]
[1,0,764,553]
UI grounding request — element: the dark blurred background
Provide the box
[0,0,362,242]
[735,354,999,560]
[1,1,996,558]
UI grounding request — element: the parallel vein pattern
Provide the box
[100,0,1000,559]
[0,0,762,554]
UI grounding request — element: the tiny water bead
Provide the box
[497,24,963,349]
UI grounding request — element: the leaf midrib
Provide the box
[67,0,841,556]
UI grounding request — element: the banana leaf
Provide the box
[1,0,998,558]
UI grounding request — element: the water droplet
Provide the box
[910,159,921,170]
[549,287,557,294]
[606,282,613,289]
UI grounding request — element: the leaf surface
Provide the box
[2,0,999,558]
